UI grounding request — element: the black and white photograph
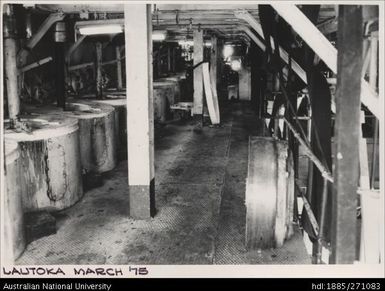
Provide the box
[0,0,383,278]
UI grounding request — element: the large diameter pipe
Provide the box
[4,4,20,127]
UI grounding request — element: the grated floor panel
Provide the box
[17,102,310,265]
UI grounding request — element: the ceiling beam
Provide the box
[153,11,259,19]
[153,19,243,25]
[240,26,265,52]
[155,4,259,11]
[235,10,308,85]
[36,4,124,13]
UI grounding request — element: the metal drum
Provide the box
[4,114,83,212]
[2,141,26,263]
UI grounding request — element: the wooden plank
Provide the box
[210,36,218,92]
[125,4,155,219]
[271,4,337,72]
[330,5,362,264]
[359,33,381,264]
[210,65,221,124]
[359,110,373,263]
[202,62,220,125]
[359,112,371,190]
[360,189,381,263]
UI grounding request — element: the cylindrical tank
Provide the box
[153,81,176,122]
[4,114,83,212]
[27,101,117,173]
[66,100,117,173]
[2,141,26,263]
[89,98,127,159]
[159,76,182,103]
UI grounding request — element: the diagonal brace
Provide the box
[18,12,65,66]
[270,3,380,119]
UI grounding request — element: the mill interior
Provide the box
[1,3,382,266]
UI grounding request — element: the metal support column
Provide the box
[53,21,67,109]
[192,28,204,130]
[3,4,20,128]
[95,41,103,99]
[330,5,363,264]
[116,45,123,90]
[125,4,155,219]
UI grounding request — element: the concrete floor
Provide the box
[17,102,310,265]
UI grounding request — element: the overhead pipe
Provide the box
[3,4,20,128]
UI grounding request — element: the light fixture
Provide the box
[78,24,123,35]
[230,59,242,71]
[178,40,194,46]
[223,45,234,59]
[152,30,167,41]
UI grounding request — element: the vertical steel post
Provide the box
[95,41,103,99]
[3,4,20,128]
[125,4,155,219]
[210,36,218,92]
[116,46,123,90]
[330,5,363,264]
[53,21,67,109]
[192,28,204,131]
